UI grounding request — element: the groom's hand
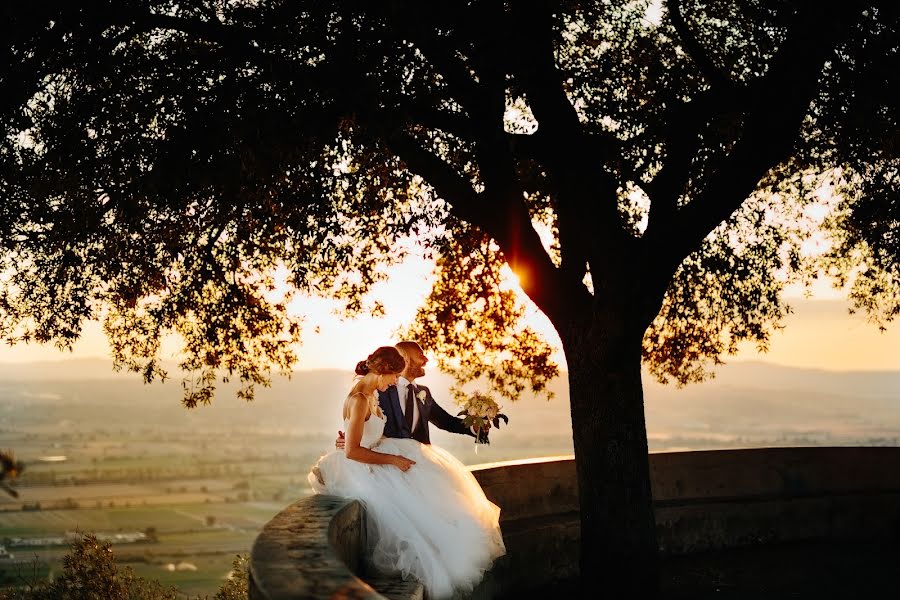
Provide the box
[335,430,345,450]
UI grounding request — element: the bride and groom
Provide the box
[308,342,506,599]
[336,341,491,446]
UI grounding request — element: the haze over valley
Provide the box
[0,359,897,596]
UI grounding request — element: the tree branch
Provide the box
[377,2,485,119]
[508,2,583,137]
[385,131,590,321]
[365,3,590,316]
[666,0,733,89]
[507,2,627,286]
[404,106,476,142]
[652,10,860,274]
[395,4,591,314]
[112,9,257,49]
[643,85,745,237]
[642,0,748,234]
[385,132,482,222]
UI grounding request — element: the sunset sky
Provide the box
[0,245,896,373]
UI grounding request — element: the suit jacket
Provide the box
[378,383,474,444]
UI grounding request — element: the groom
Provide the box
[337,340,488,447]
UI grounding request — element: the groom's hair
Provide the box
[395,341,421,359]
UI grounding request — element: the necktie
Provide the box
[404,384,416,433]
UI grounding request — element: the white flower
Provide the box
[457,390,501,421]
[416,390,427,402]
[463,392,496,418]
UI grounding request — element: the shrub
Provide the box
[0,533,178,599]
[213,555,249,600]
[0,535,250,600]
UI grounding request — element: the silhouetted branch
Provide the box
[655,10,861,273]
[386,131,587,321]
[666,0,733,88]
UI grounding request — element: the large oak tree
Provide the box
[1,1,897,594]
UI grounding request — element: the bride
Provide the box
[308,345,506,599]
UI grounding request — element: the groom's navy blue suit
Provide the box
[378,384,475,445]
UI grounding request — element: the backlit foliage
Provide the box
[400,224,559,403]
[0,1,896,406]
[644,168,827,384]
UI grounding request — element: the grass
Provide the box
[127,553,243,597]
[0,499,294,538]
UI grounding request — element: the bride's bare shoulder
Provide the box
[343,391,372,420]
[347,391,369,405]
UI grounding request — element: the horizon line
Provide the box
[0,356,896,376]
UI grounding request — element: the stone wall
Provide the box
[250,447,900,599]
[248,495,382,600]
[650,447,900,553]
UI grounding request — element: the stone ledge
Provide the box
[365,577,425,600]
[251,447,900,599]
[248,495,384,600]
[656,490,900,555]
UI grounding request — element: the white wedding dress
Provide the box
[308,396,506,599]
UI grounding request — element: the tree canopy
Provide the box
[0,1,895,397]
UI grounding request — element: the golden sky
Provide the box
[0,252,896,373]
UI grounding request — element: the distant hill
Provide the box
[1,356,897,393]
[0,359,896,447]
[0,357,178,381]
[689,360,899,399]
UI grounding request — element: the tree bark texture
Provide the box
[560,305,659,596]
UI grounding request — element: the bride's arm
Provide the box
[344,394,415,471]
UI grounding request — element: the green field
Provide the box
[1,502,280,536]
[0,500,296,597]
[0,407,328,598]
[0,552,240,599]
[128,554,242,598]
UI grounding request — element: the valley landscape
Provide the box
[0,359,897,597]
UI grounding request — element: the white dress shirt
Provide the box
[396,376,420,432]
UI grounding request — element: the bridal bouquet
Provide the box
[457,391,509,449]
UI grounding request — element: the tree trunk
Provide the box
[561,307,659,596]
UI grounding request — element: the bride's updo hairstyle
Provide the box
[354,346,405,377]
